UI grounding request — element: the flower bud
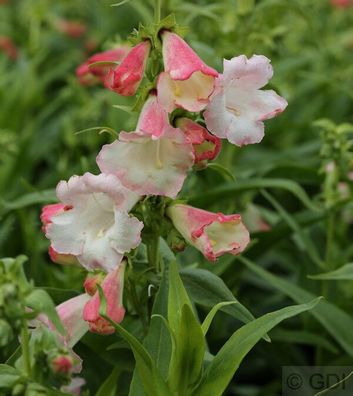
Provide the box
[157,31,218,113]
[177,118,221,163]
[104,41,151,96]
[83,263,126,335]
[167,204,250,262]
[83,272,105,296]
[50,354,74,375]
[76,47,129,86]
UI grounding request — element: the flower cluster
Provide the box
[41,27,286,362]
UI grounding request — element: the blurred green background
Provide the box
[1,0,353,394]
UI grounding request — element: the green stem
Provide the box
[147,235,160,273]
[21,319,31,378]
[154,0,161,24]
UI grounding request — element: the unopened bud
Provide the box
[50,354,74,375]
[83,272,105,296]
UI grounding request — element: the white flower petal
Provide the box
[97,130,194,198]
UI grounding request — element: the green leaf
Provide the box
[270,329,339,354]
[111,0,131,7]
[308,263,353,280]
[129,266,172,396]
[192,298,321,396]
[0,364,23,389]
[180,268,256,326]
[0,189,56,216]
[168,304,205,394]
[95,367,121,396]
[201,301,237,336]
[97,286,172,396]
[240,256,353,357]
[25,289,65,335]
[189,178,319,211]
[168,262,193,332]
[206,163,236,182]
[260,189,323,268]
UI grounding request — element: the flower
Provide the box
[41,204,78,266]
[83,263,126,335]
[55,294,91,348]
[331,0,352,8]
[45,172,143,273]
[167,204,250,261]
[56,19,86,38]
[157,31,218,113]
[0,36,17,60]
[242,204,271,233]
[76,47,129,86]
[97,95,194,198]
[61,377,86,396]
[83,272,105,296]
[177,118,221,163]
[50,354,74,375]
[104,40,150,96]
[204,55,287,146]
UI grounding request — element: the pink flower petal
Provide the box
[104,41,150,96]
[167,204,250,262]
[162,31,217,81]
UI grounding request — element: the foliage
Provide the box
[0,0,353,395]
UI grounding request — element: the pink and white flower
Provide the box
[97,95,194,198]
[76,47,129,85]
[45,172,143,273]
[104,40,150,96]
[157,31,218,113]
[167,204,250,261]
[55,293,91,348]
[41,204,78,266]
[83,262,126,335]
[204,55,288,146]
[177,118,221,163]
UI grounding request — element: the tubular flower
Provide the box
[41,204,78,266]
[45,172,143,273]
[104,40,151,96]
[97,95,194,198]
[157,31,218,113]
[83,263,126,335]
[76,47,129,85]
[204,55,288,146]
[55,294,91,348]
[177,118,221,163]
[167,204,250,262]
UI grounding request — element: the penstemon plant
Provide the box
[0,3,325,396]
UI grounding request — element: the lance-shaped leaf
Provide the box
[168,304,205,394]
[129,266,172,396]
[240,256,353,357]
[97,286,172,396]
[308,263,353,280]
[201,301,237,336]
[180,267,256,325]
[192,298,321,396]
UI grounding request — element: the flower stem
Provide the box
[154,0,161,24]
[21,319,31,378]
[147,234,160,273]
